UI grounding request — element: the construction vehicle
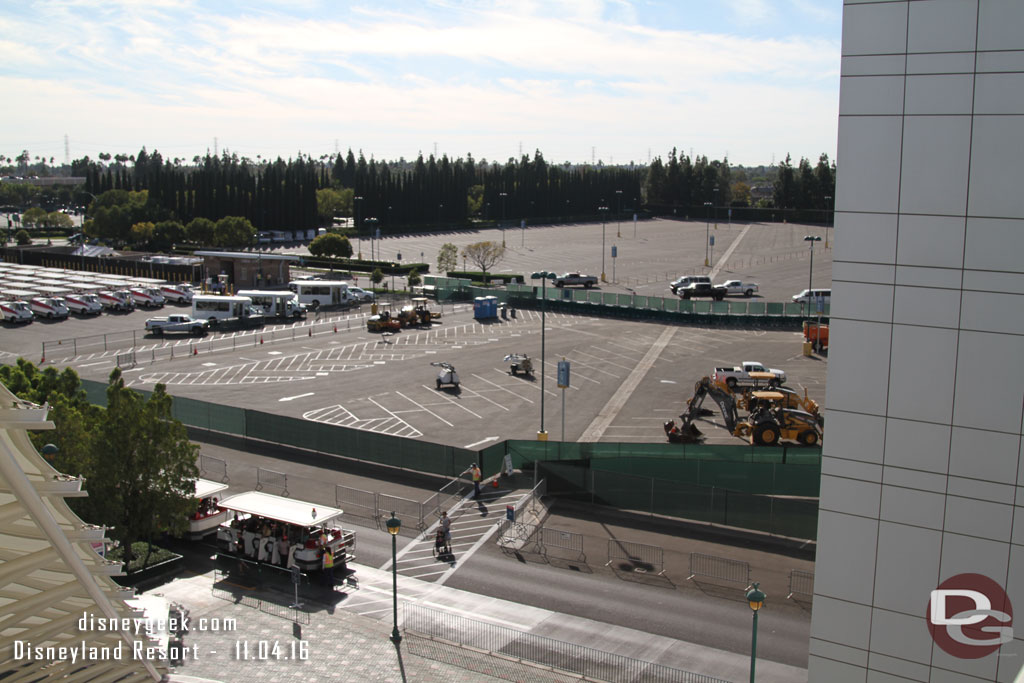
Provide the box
[664,377,739,444]
[411,297,441,324]
[431,361,460,390]
[367,308,401,333]
[734,391,822,446]
[504,353,534,377]
[665,377,823,446]
[740,384,823,426]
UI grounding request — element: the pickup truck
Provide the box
[145,314,209,336]
[553,272,598,288]
[711,361,786,388]
[677,280,728,300]
[717,280,759,297]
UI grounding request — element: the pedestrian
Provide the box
[470,463,482,499]
[440,511,452,553]
[322,547,334,587]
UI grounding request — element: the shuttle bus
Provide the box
[236,290,306,319]
[288,280,354,308]
[191,295,263,327]
[215,491,357,574]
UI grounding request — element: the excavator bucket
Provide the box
[664,420,703,443]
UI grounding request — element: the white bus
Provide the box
[288,280,354,308]
[236,290,306,319]
[191,294,263,327]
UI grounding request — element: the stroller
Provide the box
[433,527,451,558]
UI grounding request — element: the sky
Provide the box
[0,0,841,168]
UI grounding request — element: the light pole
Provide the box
[615,190,622,237]
[703,201,713,266]
[354,196,363,259]
[530,271,555,443]
[823,195,833,249]
[804,235,822,295]
[746,582,766,682]
[365,217,378,262]
[598,204,609,282]
[499,192,508,247]
[386,512,402,645]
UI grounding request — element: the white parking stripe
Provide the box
[421,385,483,418]
[474,374,534,403]
[394,391,453,427]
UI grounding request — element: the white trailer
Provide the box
[236,290,306,319]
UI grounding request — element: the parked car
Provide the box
[553,272,598,288]
[29,297,69,319]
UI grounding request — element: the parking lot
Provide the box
[3,218,832,446]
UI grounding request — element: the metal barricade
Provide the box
[116,349,136,368]
[255,467,288,496]
[496,519,540,553]
[686,552,750,585]
[199,455,229,483]
[605,540,665,575]
[423,472,469,518]
[378,493,426,534]
[537,526,585,562]
[334,485,379,529]
[787,569,814,599]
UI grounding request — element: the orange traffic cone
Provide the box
[260,337,264,344]
[333,324,337,333]
[40,356,44,364]
[492,479,499,489]
[193,347,197,356]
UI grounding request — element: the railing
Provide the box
[423,470,470,518]
[606,539,666,576]
[403,603,729,683]
[686,552,751,586]
[538,526,585,562]
[787,569,815,600]
[378,492,428,533]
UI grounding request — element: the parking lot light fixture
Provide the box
[615,190,623,237]
[530,271,556,446]
[598,205,609,282]
[386,513,402,645]
[499,192,508,247]
[803,235,822,296]
[823,196,833,249]
[703,202,713,266]
[746,582,766,683]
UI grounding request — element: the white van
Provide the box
[130,287,166,308]
[98,290,135,312]
[792,288,831,306]
[236,290,306,319]
[64,293,103,315]
[0,301,33,323]
[30,297,70,319]
[288,280,354,308]
[160,283,195,304]
[192,294,262,326]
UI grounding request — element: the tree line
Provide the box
[19,145,838,249]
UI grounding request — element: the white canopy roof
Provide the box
[218,490,342,527]
[194,478,229,499]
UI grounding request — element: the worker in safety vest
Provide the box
[470,463,482,499]
[322,547,334,586]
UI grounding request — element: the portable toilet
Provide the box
[485,295,499,318]
[473,297,487,320]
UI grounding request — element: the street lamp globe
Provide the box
[746,582,766,612]
[386,513,401,535]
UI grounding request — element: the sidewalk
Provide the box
[157,557,807,683]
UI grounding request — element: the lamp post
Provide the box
[530,271,555,444]
[386,512,402,645]
[499,192,508,247]
[804,235,822,294]
[354,195,363,259]
[823,195,833,249]
[365,217,378,262]
[615,190,622,237]
[713,186,719,233]
[746,582,766,682]
[703,201,713,266]
[598,204,609,282]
